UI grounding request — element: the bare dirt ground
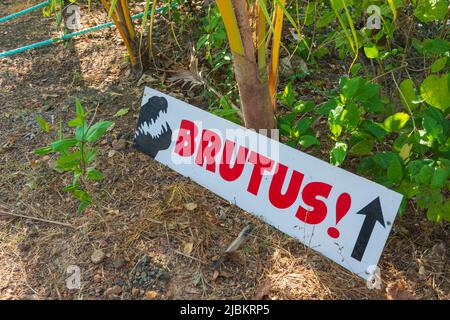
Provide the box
[0,1,448,300]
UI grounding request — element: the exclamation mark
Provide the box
[327,192,351,239]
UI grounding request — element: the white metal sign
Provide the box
[134,87,403,280]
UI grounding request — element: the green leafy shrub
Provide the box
[33,99,113,213]
[275,0,450,223]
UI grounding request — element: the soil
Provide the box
[0,1,448,300]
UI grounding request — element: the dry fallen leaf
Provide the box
[386,281,415,300]
[184,202,197,211]
[253,278,271,300]
[182,242,193,255]
[137,153,149,161]
[137,74,158,86]
[212,270,220,281]
[29,159,39,170]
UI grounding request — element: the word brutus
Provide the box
[173,120,352,231]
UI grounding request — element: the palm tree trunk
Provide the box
[218,0,275,133]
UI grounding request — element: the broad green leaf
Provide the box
[75,98,85,118]
[85,148,97,164]
[33,146,53,155]
[55,151,81,171]
[85,121,113,143]
[418,165,434,185]
[328,106,344,140]
[293,100,315,113]
[196,34,208,50]
[67,117,83,127]
[426,205,443,222]
[87,168,104,181]
[114,107,130,117]
[280,83,295,108]
[317,99,338,115]
[430,167,449,189]
[420,74,450,112]
[364,44,379,59]
[427,202,450,222]
[304,1,317,26]
[295,117,313,134]
[414,0,448,22]
[350,63,361,77]
[423,114,444,141]
[399,143,413,161]
[299,135,320,148]
[316,10,335,28]
[416,187,443,209]
[330,141,347,166]
[362,120,388,140]
[75,125,88,142]
[35,114,50,133]
[387,156,403,184]
[383,112,410,132]
[431,56,448,73]
[77,201,90,213]
[340,77,362,99]
[341,103,361,131]
[399,79,417,111]
[413,38,450,56]
[350,139,373,156]
[51,138,77,153]
[73,189,91,203]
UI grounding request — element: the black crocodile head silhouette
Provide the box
[134,96,172,158]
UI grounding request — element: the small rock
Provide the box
[112,139,126,151]
[145,290,158,300]
[91,249,105,264]
[418,265,426,275]
[131,288,140,298]
[105,285,122,298]
[114,278,126,286]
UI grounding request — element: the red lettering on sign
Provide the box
[174,120,198,157]
[173,119,338,228]
[195,129,222,172]
[219,140,249,181]
[295,182,332,224]
[247,152,274,196]
[269,164,304,209]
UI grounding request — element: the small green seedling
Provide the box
[33,98,113,213]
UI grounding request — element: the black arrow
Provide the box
[351,197,385,261]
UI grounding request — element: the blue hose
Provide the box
[0,1,50,24]
[0,5,172,58]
